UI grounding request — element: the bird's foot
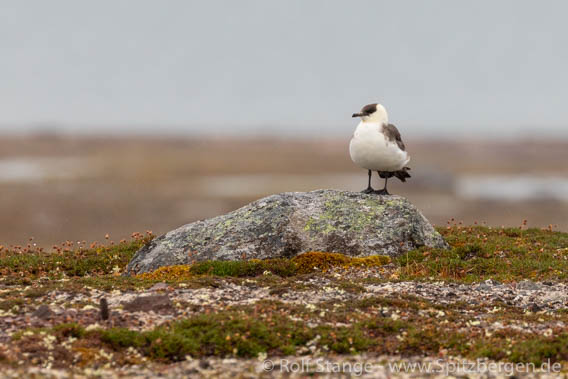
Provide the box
[361,187,375,194]
[374,189,390,196]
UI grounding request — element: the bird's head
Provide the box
[352,103,388,124]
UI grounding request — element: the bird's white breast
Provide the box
[349,122,410,171]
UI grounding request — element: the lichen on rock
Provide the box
[126,190,448,275]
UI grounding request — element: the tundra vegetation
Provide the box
[1,223,568,374]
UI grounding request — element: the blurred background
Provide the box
[1,1,567,247]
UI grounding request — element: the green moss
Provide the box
[469,334,568,365]
[53,323,86,339]
[8,295,568,367]
[101,328,146,349]
[138,252,390,281]
[11,328,51,341]
[100,311,370,360]
[190,258,297,277]
[293,251,390,274]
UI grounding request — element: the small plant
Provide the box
[0,232,154,279]
[396,226,568,282]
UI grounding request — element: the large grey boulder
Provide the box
[126,190,448,275]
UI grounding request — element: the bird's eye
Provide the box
[361,105,376,114]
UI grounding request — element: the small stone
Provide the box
[122,295,173,313]
[199,360,211,369]
[527,303,542,312]
[100,298,109,321]
[32,305,53,320]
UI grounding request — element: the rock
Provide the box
[126,190,448,275]
[527,303,542,312]
[542,291,567,304]
[32,305,53,320]
[517,280,540,291]
[199,360,211,369]
[122,295,173,313]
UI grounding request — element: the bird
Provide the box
[349,103,411,195]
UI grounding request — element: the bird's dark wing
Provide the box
[383,123,406,151]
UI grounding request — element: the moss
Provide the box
[8,295,568,367]
[13,309,377,361]
[137,265,193,281]
[11,329,43,341]
[5,225,568,369]
[190,259,296,277]
[469,334,568,366]
[0,237,152,279]
[138,258,297,280]
[509,334,568,365]
[53,323,86,339]
[101,328,146,349]
[136,252,390,281]
[396,226,568,282]
[292,251,390,274]
[100,311,364,360]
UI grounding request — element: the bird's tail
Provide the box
[394,167,411,182]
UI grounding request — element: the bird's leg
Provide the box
[361,170,374,194]
[374,172,390,195]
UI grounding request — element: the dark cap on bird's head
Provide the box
[352,103,378,118]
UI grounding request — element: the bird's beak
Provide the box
[352,113,363,118]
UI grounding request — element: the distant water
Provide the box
[200,173,568,202]
[457,175,568,201]
[1,158,568,202]
[0,158,82,182]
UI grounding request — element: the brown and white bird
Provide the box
[350,103,411,195]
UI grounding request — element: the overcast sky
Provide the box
[1,1,568,137]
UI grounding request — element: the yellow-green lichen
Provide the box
[303,193,393,235]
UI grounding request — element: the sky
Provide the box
[1,1,568,137]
